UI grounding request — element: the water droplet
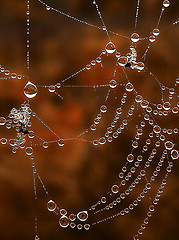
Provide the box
[58,139,64,147]
[84,224,90,230]
[171,149,179,160]
[131,33,140,42]
[149,35,156,43]
[77,211,88,221]
[93,140,99,146]
[163,102,171,110]
[109,79,117,88]
[165,141,174,150]
[77,224,83,230]
[99,137,106,145]
[35,235,40,240]
[26,147,33,156]
[0,117,6,126]
[111,185,119,193]
[140,100,149,108]
[101,197,107,203]
[163,0,170,7]
[69,214,76,221]
[43,142,48,149]
[127,153,134,162]
[86,64,91,70]
[100,105,107,113]
[125,82,134,92]
[59,216,70,228]
[47,200,57,211]
[46,5,50,10]
[105,42,116,54]
[0,138,7,145]
[153,125,161,134]
[24,81,38,98]
[48,85,55,93]
[60,209,67,216]
[96,57,102,63]
[135,95,143,103]
[118,56,128,67]
[56,83,61,88]
[137,62,145,71]
[153,28,160,36]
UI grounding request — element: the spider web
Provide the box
[0,0,179,240]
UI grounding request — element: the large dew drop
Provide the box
[164,141,174,150]
[131,33,140,43]
[171,149,179,160]
[0,117,6,126]
[105,42,116,54]
[77,211,88,221]
[24,81,38,98]
[47,200,57,211]
[59,216,70,228]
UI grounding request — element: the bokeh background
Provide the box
[0,0,179,239]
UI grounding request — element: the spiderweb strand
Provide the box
[135,0,140,30]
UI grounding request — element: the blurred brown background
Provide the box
[0,0,179,240]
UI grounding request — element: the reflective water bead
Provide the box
[60,209,67,216]
[43,142,48,148]
[96,57,102,63]
[135,95,143,103]
[109,79,117,88]
[77,224,83,230]
[163,102,171,110]
[101,197,107,203]
[46,5,50,10]
[84,224,90,230]
[11,73,17,79]
[26,147,33,156]
[0,117,6,125]
[69,214,76,221]
[131,33,140,43]
[149,35,156,43]
[58,139,64,147]
[90,124,96,131]
[105,42,116,54]
[70,222,76,228]
[125,82,134,92]
[118,56,128,67]
[24,81,38,98]
[137,62,145,71]
[86,64,91,70]
[93,140,99,146]
[171,149,179,160]
[35,235,40,240]
[111,185,119,194]
[132,141,139,148]
[164,141,174,150]
[48,85,55,93]
[153,28,160,36]
[127,153,134,162]
[28,130,35,139]
[59,216,70,228]
[163,0,170,7]
[47,200,56,211]
[0,138,7,145]
[56,83,61,88]
[140,100,149,108]
[100,105,107,113]
[99,137,106,145]
[153,125,161,134]
[77,211,88,221]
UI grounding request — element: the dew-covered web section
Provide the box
[0,0,179,240]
